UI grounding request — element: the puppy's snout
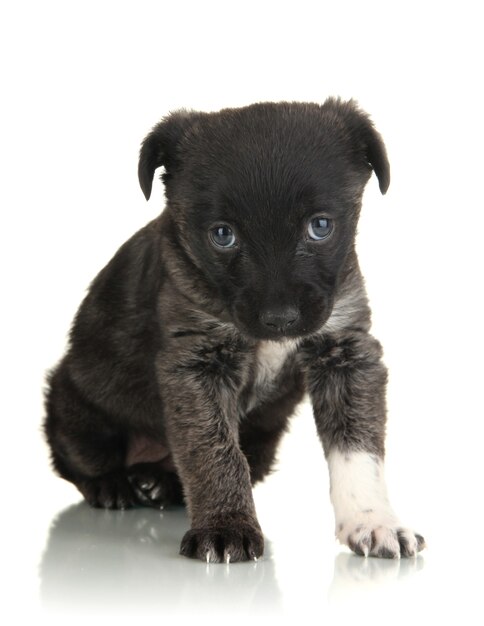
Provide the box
[260,306,299,333]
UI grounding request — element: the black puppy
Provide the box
[44,99,425,563]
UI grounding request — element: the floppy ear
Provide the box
[138,110,200,201]
[331,99,391,194]
[359,114,390,195]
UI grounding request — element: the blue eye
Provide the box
[307,217,333,241]
[209,224,237,248]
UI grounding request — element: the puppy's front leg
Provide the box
[302,332,425,558]
[158,337,263,563]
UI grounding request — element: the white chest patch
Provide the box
[244,339,299,413]
[254,339,299,388]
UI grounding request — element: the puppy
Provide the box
[44,98,425,562]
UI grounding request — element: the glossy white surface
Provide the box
[3,402,482,624]
[2,1,483,623]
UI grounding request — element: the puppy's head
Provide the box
[139,99,389,340]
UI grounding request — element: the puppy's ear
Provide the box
[138,110,201,201]
[358,113,391,195]
[331,99,391,195]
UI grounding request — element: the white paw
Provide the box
[328,451,426,559]
[337,512,426,558]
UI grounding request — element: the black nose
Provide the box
[260,306,299,333]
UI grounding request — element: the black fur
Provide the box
[44,99,423,562]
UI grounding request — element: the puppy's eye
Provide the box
[209,224,237,249]
[307,217,333,241]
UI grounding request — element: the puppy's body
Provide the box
[44,99,425,562]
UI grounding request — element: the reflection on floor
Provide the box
[40,502,425,618]
[40,502,282,616]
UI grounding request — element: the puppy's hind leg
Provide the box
[126,435,185,508]
[44,364,137,510]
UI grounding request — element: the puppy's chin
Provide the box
[231,312,332,343]
[237,326,304,343]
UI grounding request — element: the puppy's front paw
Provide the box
[338,514,426,559]
[180,523,264,563]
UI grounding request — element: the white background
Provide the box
[1,1,483,623]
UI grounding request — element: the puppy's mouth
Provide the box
[244,326,306,342]
[232,306,332,342]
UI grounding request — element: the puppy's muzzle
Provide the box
[259,305,300,334]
